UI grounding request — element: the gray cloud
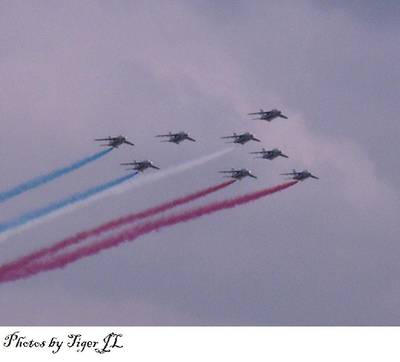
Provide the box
[0,0,399,325]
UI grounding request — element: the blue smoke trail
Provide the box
[0,148,113,204]
[0,172,138,234]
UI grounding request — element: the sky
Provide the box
[0,0,399,325]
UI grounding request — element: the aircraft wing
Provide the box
[95,137,112,141]
[151,165,160,170]
[249,174,257,179]
[186,136,196,142]
[310,175,319,179]
[219,170,235,173]
[221,135,236,139]
[280,115,288,119]
[280,172,296,175]
[156,134,173,137]
[120,162,136,166]
[124,140,135,146]
[280,154,289,158]
[252,137,261,142]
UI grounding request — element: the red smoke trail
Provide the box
[0,180,235,278]
[0,181,297,283]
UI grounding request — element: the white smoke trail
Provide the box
[109,147,234,195]
[0,148,233,243]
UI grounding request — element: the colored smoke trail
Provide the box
[0,148,233,242]
[104,147,234,196]
[0,181,297,283]
[0,147,234,243]
[0,180,235,277]
[0,172,138,237]
[0,148,112,204]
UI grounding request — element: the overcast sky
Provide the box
[0,0,399,325]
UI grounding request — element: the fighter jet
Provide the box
[156,131,196,144]
[250,148,289,160]
[280,169,319,181]
[221,132,261,145]
[121,160,160,173]
[94,135,134,148]
[219,168,257,180]
[248,108,288,122]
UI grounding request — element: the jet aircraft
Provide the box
[248,108,288,122]
[221,132,261,145]
[94,135,134,148]
[280,169,319,181]
[121,160,160,172]
[156,131,196,144]
[250,148,288,160]
[219,168,257,180]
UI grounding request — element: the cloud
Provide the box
[0,284,198,325]
[0,0,399,325]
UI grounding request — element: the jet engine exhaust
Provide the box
[0,148,112,204]
[0,181,297,283]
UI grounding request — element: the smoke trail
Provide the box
[0,148,233,242]
[0,180,235,277]
[105,147,234,196]
[0,148,112,204]
[0,172,138,237]
[0,181,297,283]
